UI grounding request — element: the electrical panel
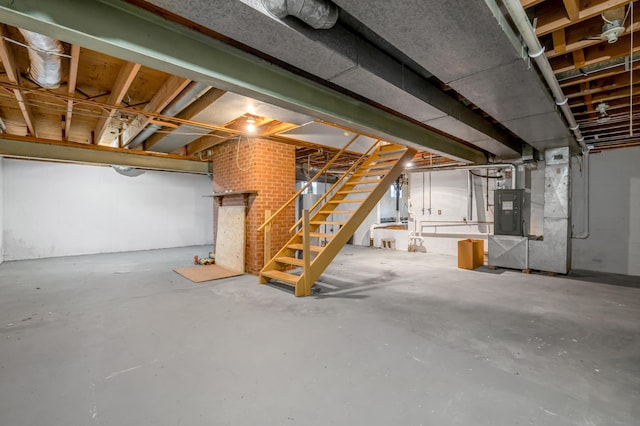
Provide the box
[495,189,525,236]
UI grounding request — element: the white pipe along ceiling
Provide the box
[499,0,586,153]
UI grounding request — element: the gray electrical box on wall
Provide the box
[495,189,525,236]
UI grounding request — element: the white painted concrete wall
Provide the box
[2,159,213,260]
[351,169,499,255]
[404,169,496,255]
[572,147,640,276]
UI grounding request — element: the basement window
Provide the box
[390,184,402,198]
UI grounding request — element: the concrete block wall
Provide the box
[212,138,295,274]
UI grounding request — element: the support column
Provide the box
[212,138,295,274]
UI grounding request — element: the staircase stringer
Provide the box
[305,147,417,285]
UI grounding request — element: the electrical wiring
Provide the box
[236,135,252,172]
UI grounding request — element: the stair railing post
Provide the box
[264,209,271,268]
[302,209,312,296]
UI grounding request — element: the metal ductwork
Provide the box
[261,0,338,29]
[18,29,63,89]
[127,82,211,149]
[111,165,146,177]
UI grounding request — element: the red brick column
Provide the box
[212,138,295,274]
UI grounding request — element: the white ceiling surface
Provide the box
[150,92,314,153]
[278,122,376,153]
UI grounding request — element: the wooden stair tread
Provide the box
[379,144,405,152]
[275,256,305,266]
[309,232,334,238]
[326,199,367,203]
[310,221,345,225]
[288,243,323,252]
[353,170,390,177]
[337,189,373,194]
[343,178,380,185]
[362,160,398,169]
[260,270,299,285]
[319,210,355,214]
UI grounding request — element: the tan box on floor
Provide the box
[458,239,484,270]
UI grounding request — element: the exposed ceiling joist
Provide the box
[142,87,226,151]
[93,61,141,144]
[121,75,190,147]
[562,0,580,21]
[545,6,640,58]
[186,119,298,156]
[534,0,631,36]
[551,33,640,73]
[565,72,640,99]
[65,44,81,141]
[0,25,36,137]
[559,61,640,88]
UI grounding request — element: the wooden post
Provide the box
[263,209,271,267]
[300,209,312,297]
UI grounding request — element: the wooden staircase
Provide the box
[259,142,416,296]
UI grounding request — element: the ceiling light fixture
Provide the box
[595,102,610,123]
[246,117,256,132]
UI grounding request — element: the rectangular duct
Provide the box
[528,147,571,273]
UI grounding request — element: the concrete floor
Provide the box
[0,245,639,426]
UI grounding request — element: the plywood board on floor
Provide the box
[174,264,243,283]
[215,206,245,272]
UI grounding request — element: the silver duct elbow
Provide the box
[261,0,338,29]
[18,29,64,89]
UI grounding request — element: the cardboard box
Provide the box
[458,239,484,270]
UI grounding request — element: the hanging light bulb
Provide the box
[246,117,256,132]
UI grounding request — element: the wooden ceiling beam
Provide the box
[545,6,640,58]
[559,61,640,88]
[565,72,640,98]
[569,83,640,107]
[93,61,141,144]
[142,87,226,151]
[0,25,37,137]
[562,0,580,21]
[573,95,640,116]
[552,28,567,54]
[572,49,586,68]
[521,0,546,8]
[121,75,190,147]
[550,32,640,73]
[0,81,245,138]
[534,0,631,36]
[580,120,640,134]
[64,44,81,141]
[184,116,289,156]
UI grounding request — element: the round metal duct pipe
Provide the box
[261,0,339,29]
[18,29,64,89]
